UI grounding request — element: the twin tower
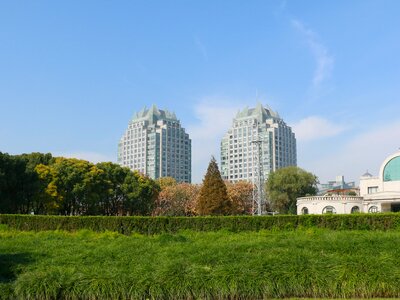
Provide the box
[118,103,297,183]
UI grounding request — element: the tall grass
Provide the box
[1,228,400,299]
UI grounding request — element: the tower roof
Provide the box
[235,102,280,122]
[131,104,178,123]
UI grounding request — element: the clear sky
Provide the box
[1,0,400,184]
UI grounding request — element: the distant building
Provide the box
[318,175,358,195]
[297,151,400,214]
[220,103,297,183]
[118,105,191,183]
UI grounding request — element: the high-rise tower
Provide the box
[220,103,296,183]
[118,105,191,182]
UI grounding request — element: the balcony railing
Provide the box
[297,195,363,202]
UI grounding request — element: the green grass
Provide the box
[1,226,400,299]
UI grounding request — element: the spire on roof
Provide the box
[148,104,160,116]
[362,170,373,177]
[236,106,249,118]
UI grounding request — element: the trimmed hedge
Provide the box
[2,213,400,234]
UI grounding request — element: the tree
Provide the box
[122,171,160,216]
[225,180,253,215]
[0,152,53,214]
[266,166,318,214]
[196,157,232,215]
[36,158,160,216]
[18,153,54,214]
[154,182,200,216]
[96,162,129,215]
[35,158,106,215]
[0,152,160,216]
[0,152,26,213]
[156,177,177,190]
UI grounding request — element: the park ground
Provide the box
[1,225,400,299]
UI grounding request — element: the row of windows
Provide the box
[229,173,253,179]
[301,206,379,215]
[129,122,145,129]
[123,140,145,146]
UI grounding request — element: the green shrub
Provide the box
[2,213,400,234]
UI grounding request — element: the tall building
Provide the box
[220,103,297,182]
[118,105,191,183]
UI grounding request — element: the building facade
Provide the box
[118,105,191,183]
[220,103,297,182]
[297,151,400,214]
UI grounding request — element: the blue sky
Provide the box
[1,0,400,183]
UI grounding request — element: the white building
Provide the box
[220,103,297,182]
[118,105,191,183]
[297,151,400,214]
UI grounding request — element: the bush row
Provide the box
[1,213,400,234]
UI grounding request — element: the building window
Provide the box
[368,186,378,194]
[351,206,360,214]
[322,206,336,214]
[383,156,400,181]
[301,207,309,215]
[368,206,379,213]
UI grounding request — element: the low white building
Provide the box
[297,151,400,214]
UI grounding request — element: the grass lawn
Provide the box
[1,225,400,299]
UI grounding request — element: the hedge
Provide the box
[2,213,400,234]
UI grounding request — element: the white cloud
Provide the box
[53,151,115,164]
[187,98,246,183]
[292,19,334,88]
[292,116,347,142]
[300,121,400,183]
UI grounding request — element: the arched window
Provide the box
[351,206,360,214]
[368,206,379,213]
[383,156,400,181]
[322,206,336,214]
[301,207,309,215]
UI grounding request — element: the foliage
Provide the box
[153,182,200,216]
[153,178,253,217]
[130,171,160,215]
[196,157,232,215]
[3,213,400,235]
[0,152,159,216]
[0,152,53,214]
[266,166,318,214]
[2,228,400,299]
[35,157,106,215]
[155,176,177,190]
[225,180,253,215]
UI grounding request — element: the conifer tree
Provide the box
[196,156,232,215]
